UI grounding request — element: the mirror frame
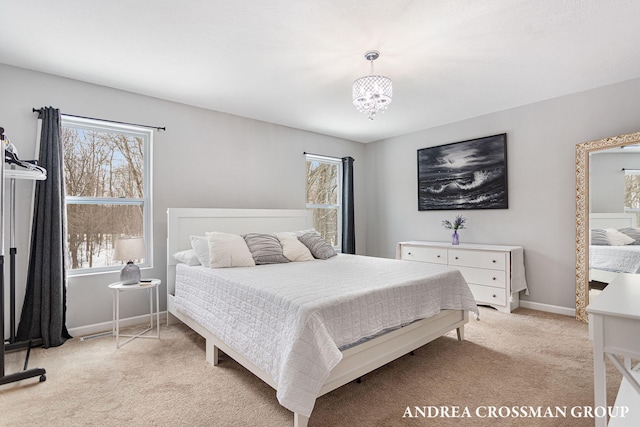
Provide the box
[576,130,640,322]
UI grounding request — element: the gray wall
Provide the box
[590,151,640,213]
[0,64,366,335]
[364,77,640,310]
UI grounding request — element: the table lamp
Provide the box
[113,236,146,285]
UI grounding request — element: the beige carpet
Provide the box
[0,307,623,426]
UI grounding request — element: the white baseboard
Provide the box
[68,311,167,339]
[519,301,576,317]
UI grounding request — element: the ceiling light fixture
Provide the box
[352,50,392,120]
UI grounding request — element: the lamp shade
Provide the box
[113,236,146,262]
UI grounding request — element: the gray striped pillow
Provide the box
[619,227,640,245]
[590,229,610,246]
[243,233,290,265]
[297,232,337,259]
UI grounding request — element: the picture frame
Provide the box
[417,133,508,211]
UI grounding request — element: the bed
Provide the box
[166,208,478,426]
[589,213,640,283]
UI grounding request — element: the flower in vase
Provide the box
[442,215,467,231]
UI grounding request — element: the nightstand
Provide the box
[109,279,161,348]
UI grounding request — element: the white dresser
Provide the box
[397,241,527,313]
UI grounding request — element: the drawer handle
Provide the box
[492,277,496,281]
[492,260,497,263]
[492,294,497,298]
[408,252,412,255]
[436,255,441,258]
[455,256,459,260]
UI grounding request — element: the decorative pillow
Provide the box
[605,228,635,246]
[619,227,640,245]
[172,249,201,266]
[274,232,314,262]
[297,232,337,259]
[205,231,255,268]
[243,233,290,265]
[190,235,211,266]
[590,229,610,245]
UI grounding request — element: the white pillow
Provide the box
[605,228,635,246]
[274,232,314,262]
[172,249,201,266]
[205,231,256,268]
[190,235,210,267]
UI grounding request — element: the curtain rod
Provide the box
[32,108,166,131]
[303,152,354,162]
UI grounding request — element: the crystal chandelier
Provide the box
[352,50,392,120]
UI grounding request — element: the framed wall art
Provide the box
[417,133,508,211]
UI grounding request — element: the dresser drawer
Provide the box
[400,245,447,264]
[449,249,506,271]
[456,266,506,288]
[468,283,507,307]
[397,241,523,313]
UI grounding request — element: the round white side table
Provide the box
[108,279,161,348]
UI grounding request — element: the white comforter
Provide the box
[174,254,478,417]
[590,245,640,273]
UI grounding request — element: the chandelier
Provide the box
[352,50,392,120]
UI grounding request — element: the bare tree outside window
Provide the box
[62,118,151,272]
[306,155,341,248]
[624,171,640,225]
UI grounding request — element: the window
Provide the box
[624,169,640,225]
[305,154,342,250]
[62,116,152,275]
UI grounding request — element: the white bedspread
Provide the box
[174,254,478,417]
[590,245,640,274]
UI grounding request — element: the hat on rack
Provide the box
[113,236,146,285]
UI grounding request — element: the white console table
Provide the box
[587,273,640,426]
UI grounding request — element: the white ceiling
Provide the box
[2,0,640,143]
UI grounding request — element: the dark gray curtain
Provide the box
[341,156,355,254]
[17,107,71,347]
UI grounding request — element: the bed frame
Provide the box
[589,213,637,283]
[166,208,469,427]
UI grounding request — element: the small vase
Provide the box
[452,231,460,245]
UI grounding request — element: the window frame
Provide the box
[62,116,153,276]
[305,154,342,251]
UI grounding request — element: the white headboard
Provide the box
[166,208,313,295]
[589,212,637,229]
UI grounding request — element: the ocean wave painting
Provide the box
[417,134,508,210]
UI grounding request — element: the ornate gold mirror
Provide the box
[576,130,640,322]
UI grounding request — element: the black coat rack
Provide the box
[0,126,46,386]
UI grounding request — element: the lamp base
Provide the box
[120,262,141,285]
